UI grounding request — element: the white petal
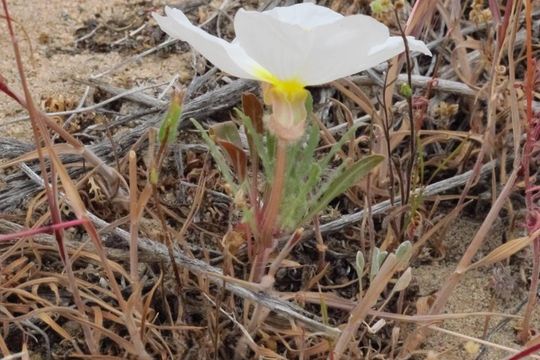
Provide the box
[152,7,260,80]
[363,35,432,67]
[293,14,392,85]
[298,21,431,85]
[403,36,432,56]
[262,3,343,29]
[235,5,344,81]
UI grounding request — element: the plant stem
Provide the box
[261,140,287,245]
[251,139,287,282]
[394,8,416,210]
[507,342,540,360]
[331,254,401,360]
[401,167,519,355]
[519,0,538,342]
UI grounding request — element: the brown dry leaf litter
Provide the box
[1,0,539,358]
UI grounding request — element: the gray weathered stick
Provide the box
[6,158,340,337]
[301,160,496,239]
[80,78,168,108]
[0,79,258,211]
[352,74,476,97]
[0,216,340,336]
[1,158,496,338]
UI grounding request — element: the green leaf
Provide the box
[377,251,388,268]
[279,124,322,230]
[238,110,273,180]
[320,293,329,326]
[296,123,320,180]
[209,121,243,148]
[266,133,277,180]
[149,168,159,185]
[284,141,301,179]
[303,154,384,222]
[370,248,381,281]
[399,83,413,98]
[305,92,314,115]
[319,124,360,171]
[356,250,365,295]
[158,90,183,144]
[191,119,237,192]
[280,163,321,230]
[304,159,350,224]
[395,241,413,271]
[370,0,385,14]
[370,249,388,281]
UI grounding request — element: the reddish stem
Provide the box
[0,219,88,242]
[250,140,287,281]
[519,0,539,343]
[498,0,515,49]
[260,140,287,248]
[507,342,540,360]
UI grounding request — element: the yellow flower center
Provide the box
[253,66,309,142]
[254,67,306,101]
[272,78,305,101]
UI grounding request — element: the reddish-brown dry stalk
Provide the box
[1,0,101,353]
[0,219,87,241]
[508,342,540,360]
[128,151,139,284]
[260,139,287,247]
[518,0,538,342]
[399,0,525,355]
[1,2,150,356]
[250,139,287,282]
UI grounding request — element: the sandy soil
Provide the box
[417,217,537,359]
[0,0,191,138]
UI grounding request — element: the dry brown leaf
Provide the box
[466,230,539,271]
[38,312,73,341]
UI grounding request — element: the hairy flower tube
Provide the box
[153,3,431,141]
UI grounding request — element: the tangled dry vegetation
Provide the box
[0,0,540,359]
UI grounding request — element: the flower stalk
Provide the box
[518,0,539,343]
[251,139,287,281]
[153,3,430,356]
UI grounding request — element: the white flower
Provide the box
[153,3,430,85]
[153,3,431,141]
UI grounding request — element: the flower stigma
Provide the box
[253,66,309,142]
[253,65,306,99]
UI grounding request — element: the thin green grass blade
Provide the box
[303,155,384,223]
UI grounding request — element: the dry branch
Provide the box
[79,78,168,108]
[0,218,339,337]
[0,79,257,211]
[352,74,476,97]
[0,157,495,338]
[301,160,496,239]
